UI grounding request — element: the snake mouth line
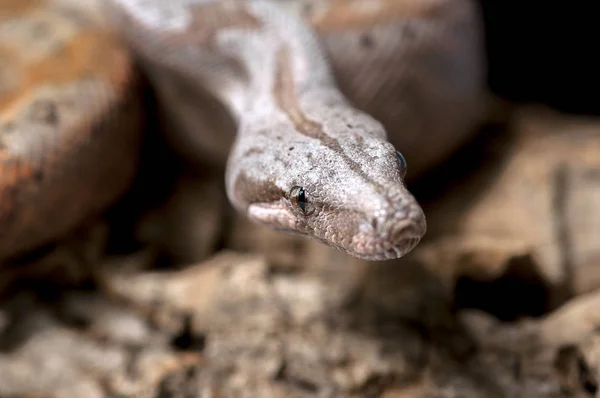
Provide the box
[348,224,425,261]
[355,237,422,261]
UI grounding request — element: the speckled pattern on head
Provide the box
[106,0,427,260]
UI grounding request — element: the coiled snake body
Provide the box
[0,0,485,262]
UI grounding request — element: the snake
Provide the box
[0,0,485,262]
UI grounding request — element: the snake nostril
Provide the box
[370,217,379,230]
[392,224,406,241]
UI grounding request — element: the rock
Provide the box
[415,106,600,316]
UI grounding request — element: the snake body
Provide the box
[0,0,142,261]
[0,0,485,262]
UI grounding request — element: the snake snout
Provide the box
[388,209,427,254]
[350,205,426,261]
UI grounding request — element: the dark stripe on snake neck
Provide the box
[272,45,389,196]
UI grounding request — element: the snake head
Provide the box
[226,108,427,261]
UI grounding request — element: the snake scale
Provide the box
[0,0,485,262]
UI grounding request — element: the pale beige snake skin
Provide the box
[0,0,485,262]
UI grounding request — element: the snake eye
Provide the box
[395,150,407,178]
[290,185,307,212]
